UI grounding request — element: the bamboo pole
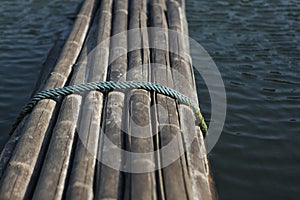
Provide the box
[167,1,216,199]
[126,0,157,199]
[66,0,113,199]
[0,0,97,199]
[94,0,128,199]
[32,6,101,198]
[0,33,66,179]
[149,0,193,199]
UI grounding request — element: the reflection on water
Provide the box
[0,0,80,147]
[187,0,300,199]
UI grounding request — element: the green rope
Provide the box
[11,81,208,136]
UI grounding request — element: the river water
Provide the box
[0,0,299,200]
[0,0,81,145]
[186,0,300,199]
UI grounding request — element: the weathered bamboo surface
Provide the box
[0,0,216,199]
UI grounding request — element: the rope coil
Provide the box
[11,81,208,136]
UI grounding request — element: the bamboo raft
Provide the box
[0,0,216,199]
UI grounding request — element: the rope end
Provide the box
[196,111,208,137]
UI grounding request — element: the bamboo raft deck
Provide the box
[0,0,216,199]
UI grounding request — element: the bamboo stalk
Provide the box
[126,1,157,199]
[0,33,66,179]
[66,0,113,199]
[31,6,101,197]
[167,1,216,199]
[149,0,193,199]
[94,0,128,199]
[0,0,97,199]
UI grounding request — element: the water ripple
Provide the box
[187,0,300,199]
[0,0,81,149]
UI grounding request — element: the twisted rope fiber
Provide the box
[12,81,208,135]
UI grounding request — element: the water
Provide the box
[0,0,81,147]
[0,0,299,199]
[186,0,300,199]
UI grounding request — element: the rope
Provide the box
[11,81,208,135]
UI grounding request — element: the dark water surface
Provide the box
[186,0,300,199]
[0,0,299,200]
[0,0,81,146]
